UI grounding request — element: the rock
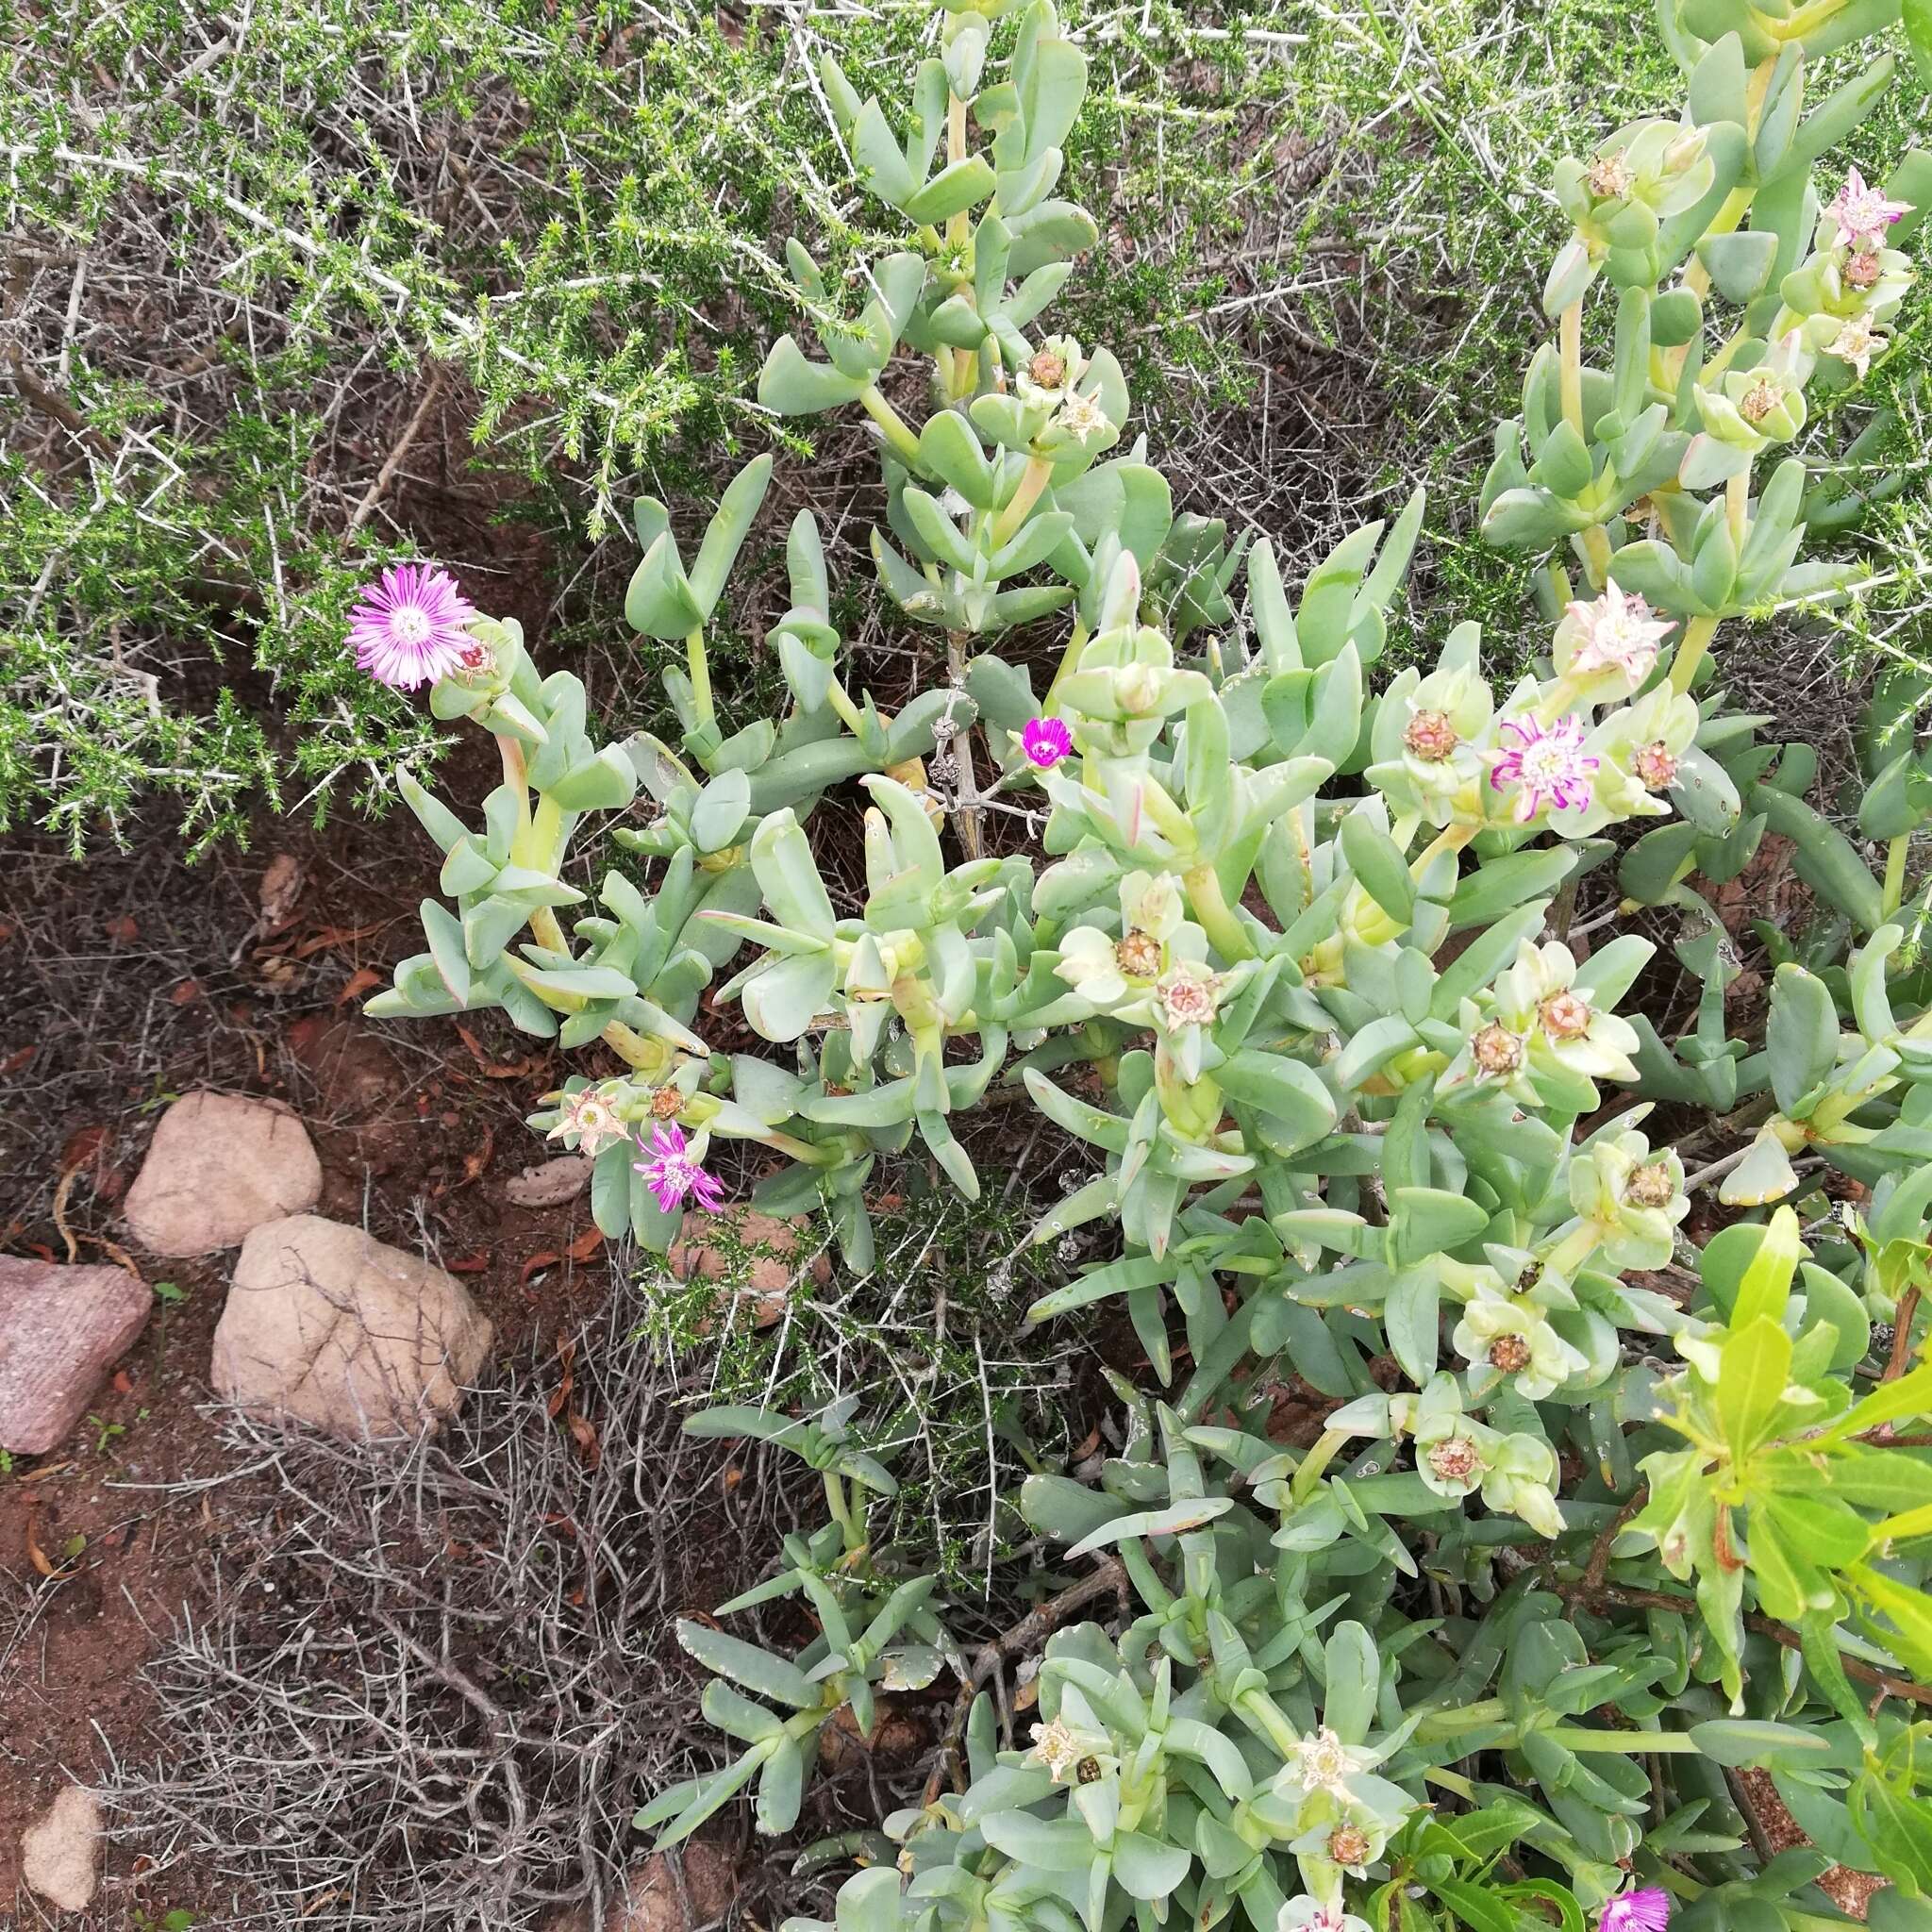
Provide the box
[124,1091,322,1257]
[0,1257,151,1456]
[817,1698,925,1770]
[501,1155,594,1209]
[212,1215,493,1440]
[667,1208,832,1329]
[21,1784,104,1910]
[541,1843,738,1932]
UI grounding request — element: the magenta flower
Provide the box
[1598,1889,1670,1932]
[1826,167,1909,252]
[348,563,479,690]
[1490,713,1599,823]
[1022,717,1073,769]
[634,1122,724,1216]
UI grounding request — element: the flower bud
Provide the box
[1404,708,1458,762]
[1540,991,1592,1040]
[1584,150,1635,201]
[1114,930,1162,979]
[1489,1333,1532,1374]
[1624,1160,1676,1209]
[1473,1022,1524,1075]
[1632,741,1678,791]
[1328,1824,1373,1868]
[1426,1436,1482,1484]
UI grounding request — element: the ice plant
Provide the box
[1489,712,1598,821]
[1021,716,1072,768]
[347,562,477,690]
[1599,1890,1671,1932]
[633,1122,724,1216]
[546,1084,626,1157]
[1557,580,1674,687]
[1826,165,1910,251]
[358,8,1932,1928]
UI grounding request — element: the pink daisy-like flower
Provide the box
[348,563,478,690]
[1826,167,1910,252]
[1598,1889,1670,1932]
[1490,713,1599,823]
[1563,580,1674,685]
[634,1122,724,1216]
[1022,717,1073,769]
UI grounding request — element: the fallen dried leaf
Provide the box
[60,1124,110,1175]
[567,1224,605,1263]
[105,913,139,943]
[0,1046,36,1077]
[336,966,383,1007]
[169,977,203,1006]
[444,1253,491,1274]
[295,920,388,958]
[566,1411,601,1468]
[25,1509,74,1580]
[521,1248,561,1285]
[454,1024,546,1079]
[458,1127,494,1188]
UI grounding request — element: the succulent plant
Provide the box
[348,1,1932,1927]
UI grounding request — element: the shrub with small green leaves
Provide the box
[356,3,1932,1930]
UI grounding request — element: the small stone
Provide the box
[502,1155,595,1209]
[0,1257,151,1456]
[667,1208,833,1329]
[212,1215,493,1441]
[125,1091,322,1257]
[22,1784,104,1911]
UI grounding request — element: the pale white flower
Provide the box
[1826,315,1887,380]
[548,1087,626,1158]
[1287,1724,1376,1800]
[1279,1895,1373,1932]
[1058,387,1112,443]
[1557,580,1674,689]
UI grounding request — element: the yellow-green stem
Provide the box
[1725,468,1750,548]
[685,626,714,726]
[1883,835,1909,918]
[1043,616,1090,708]
[1669,612,1722,693]
[1558,301,1585,438]
[1184,861,1253,960]
[859,385,922,466]
[1544,1221,1602,1279]
[825,675,870,738]
[1579,523,1613,590]
[945,630,984,858]
[1290,1428,1349,1504]
[991,454,1054,546]
[1410,822,1476,883]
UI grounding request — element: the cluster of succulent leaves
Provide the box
[367,3,1932,1930]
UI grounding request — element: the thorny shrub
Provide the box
[355,4,1932,1932]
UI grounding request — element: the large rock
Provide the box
[124,1091,322,1256]
[545,1843,738,1932]
[212,1215,493,1440]
[0,1257,151,1456]
[22,1784,104,1910]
